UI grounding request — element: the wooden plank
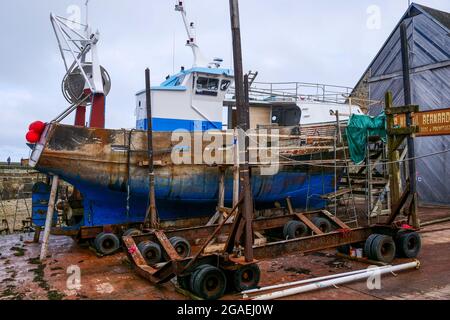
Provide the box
[385,105,419,115]
[386,92,401,205]
[320,210,350,229]
[206,211,222,226]
[320,188,351,200]
[296,214,323,235]
[388,127,420,136]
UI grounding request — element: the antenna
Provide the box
[174,0,209,67]
[85,0,89,28]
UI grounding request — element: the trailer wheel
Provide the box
[232,264,261,292]
[311,217,333,233]
[283,221,309,239]
[169,236,192,258]
[138,241,162,265]
[364,234,379,258]
[191,265,227,300]
[123,228,142,237]
[370,235,396,263]
[94,232,120,256]
[396,232,421,258]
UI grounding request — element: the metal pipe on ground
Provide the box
[243,264,394,296]
[421,217,450,227]
[250,261,420,300]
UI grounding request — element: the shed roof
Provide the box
[417,4,450,30]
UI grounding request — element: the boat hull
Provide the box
[31,124,340,227]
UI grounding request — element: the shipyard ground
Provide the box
[1,207,449,301]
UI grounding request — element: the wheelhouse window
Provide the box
[220,80,231,91]
[196,77,219,96]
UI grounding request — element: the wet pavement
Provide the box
[0,207,449,300]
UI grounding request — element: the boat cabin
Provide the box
[135,67,234,132]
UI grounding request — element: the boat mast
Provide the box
[175,1,209,67]
[50,1,110,128]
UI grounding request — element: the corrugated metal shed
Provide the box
[352,3,450,206]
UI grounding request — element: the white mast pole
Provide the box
[175,0,208,67]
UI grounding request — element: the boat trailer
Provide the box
[123,204,420,300]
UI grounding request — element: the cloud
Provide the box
[0,0,449,161]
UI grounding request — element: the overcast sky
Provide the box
[1,0,449,161]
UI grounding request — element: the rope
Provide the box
[236,125,450,169]
[277,148,450,169]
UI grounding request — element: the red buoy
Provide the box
[29,121,46,134]
[26,130,40,144]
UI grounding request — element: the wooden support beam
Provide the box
[229,0,255,263]
[386,92,401,205]
[387,127,420,136]
[296,214,324,235]
[40,175,59,261]
[385,105,420,115]
[144,69,159,229]
[320,210,350,230]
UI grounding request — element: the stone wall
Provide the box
[0,165,42,200]
[349,71,370,114]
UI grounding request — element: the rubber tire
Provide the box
[396,232,421,258]
[311,217,333,234]
[283,221,309,239]
[94,232,120,256]
[123,228,142,237]
[232,264,261,292]
[138,241,162,265]
[364,234,380,258]
[191,265,227,300]
[169,236,192,258]
[189,264,211,290]
[370,235,396,263]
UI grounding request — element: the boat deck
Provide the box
[1,207,449,300]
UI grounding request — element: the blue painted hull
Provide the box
[33,124,339,229]
[88,170,332,226]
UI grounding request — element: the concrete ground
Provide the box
[1,207,449,300]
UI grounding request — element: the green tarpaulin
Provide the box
[346,113,387,164]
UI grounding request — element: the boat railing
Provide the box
[229,81,354,105]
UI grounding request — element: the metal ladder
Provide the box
[324,119,359,228]
[247,70,259,87]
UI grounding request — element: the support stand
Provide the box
[40,175,59,261]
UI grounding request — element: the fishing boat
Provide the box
[27,2,358,232]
